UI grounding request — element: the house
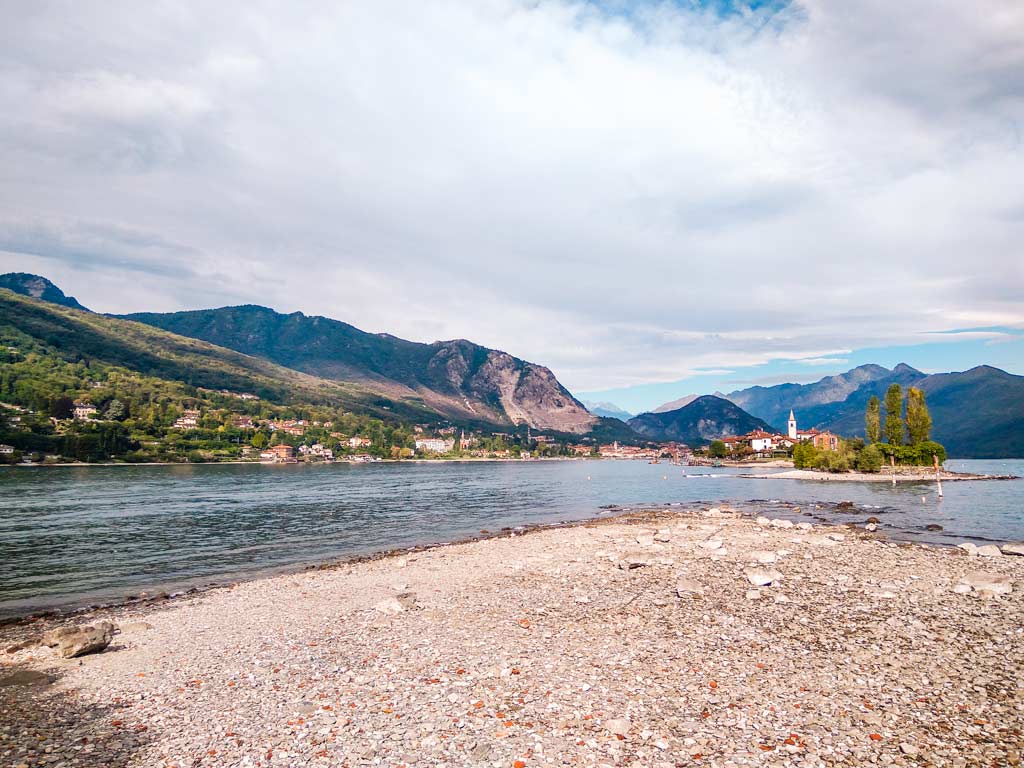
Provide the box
[0,444,15,455]
[173,409,200,429]
[264,444,295,461]
[415,437,454,453]
[810,431,840,451]
[746,429,777,453]
[233,416,255,430]
[73,401,97,420]
[348,436,373,449]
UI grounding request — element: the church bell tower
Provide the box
[788,409,797,439]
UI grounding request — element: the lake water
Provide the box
[1,458,1021,617]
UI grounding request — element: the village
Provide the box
[1,394,849,466]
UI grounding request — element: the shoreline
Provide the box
[740,468,1020,482]
[3,505,1021,765]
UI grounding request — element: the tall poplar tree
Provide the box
[905,387,932,445]
[883,383,905,446]
[864,395,881,444]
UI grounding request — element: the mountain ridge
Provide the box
[627,395,773,445]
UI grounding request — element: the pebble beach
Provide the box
[2,507,1022,768]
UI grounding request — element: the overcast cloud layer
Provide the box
[1,0,1022,396]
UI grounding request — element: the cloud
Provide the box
[0,0,1021,392]
[798,357,850,366]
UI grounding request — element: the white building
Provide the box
[788,409,797,439]
[415,437,454,453]
[0,444,14,455]
[73,402,97,420]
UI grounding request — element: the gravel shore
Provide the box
[739,469,1014,483]
[2,507,1022,767]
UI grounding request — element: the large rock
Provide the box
[749,551,778,564]
[603,718,631,737]
[1002,542,1024,557]
[42,622,114,659]
[976,544,1003,558]
[675,577,704,597]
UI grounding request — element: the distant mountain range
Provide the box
[1,274,609,435]
[582,401,633,420]
[724,363,1024,458]
[628,395,773,445]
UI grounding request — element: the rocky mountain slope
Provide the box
[581,401,633,420]
[652,393,699,413]
[0,273,88,311]
[628,395,773,445]
[123,305,596,433]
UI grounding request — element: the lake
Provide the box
[1,458,1021,617]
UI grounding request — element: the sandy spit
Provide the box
[2,508,1022,767]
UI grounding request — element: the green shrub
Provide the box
[855,444,883,473]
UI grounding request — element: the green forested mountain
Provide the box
[0,273,89,311]
[122,304,596,433]
[628,395,773,445]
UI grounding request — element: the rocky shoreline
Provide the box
[2,506,1023,767]
[740,468,1019,483]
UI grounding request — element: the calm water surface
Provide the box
[0,458,1021,616]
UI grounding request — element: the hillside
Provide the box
[726,364,1024,458]
[628,395,773,445]
[0,288,427,420]
[123,305,596,433]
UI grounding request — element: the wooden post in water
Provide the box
[934,453,943,498]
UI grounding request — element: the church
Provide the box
[788,410,840,451]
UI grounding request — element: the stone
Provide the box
[770,519,794,529]
[900,743,919,756]
[603,718,631,736]
[826,533,846,542]
[744,568,782,587]
[755,516,771,526]
[976,544,1002,558]
[0,670,54,687]
[866,516,881,524]
[957,543,979,556]
[635,531,656,547]
[654,530,671,543]
[1002,542,1024,556]
[699,539,724,551]
[925,524,943,531]
[960,571,1013,596]
[374,597,407,614]
[619,552,651,569]
[745,589,761,600]
[952,583,972,595]
[865,523,878,532]
[675,578,704,597]
[5,639,36,654]
[797,522,813,531]
[750,551,777,564]
[118,621,154,633]
[42,622,114,659]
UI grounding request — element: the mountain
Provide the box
[0,272,89,311]
[725,364,898,428]
[652,394,699,413]
[582,400,633,420]
[0,287,427,420]
[726,364,1024,458]
[627,395,773,445]
[123,305,596,433]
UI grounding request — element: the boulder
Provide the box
[976,544,1002,558]
[744,568,782,587]
[1002,542,1024,557]
[749,551,778,564]
[957,542,979,556]
[618,553,651,570]
[699,539,724,551]
[770,519,794,529]
[635,531,656,547]
[42,622,114,659]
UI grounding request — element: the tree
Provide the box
[708,440,727,458]
[50,396,75,420]
[104,398,127,421]
[905,387,932,445]
[250,431,268,449]
[855,443,883,472]
[864,395,881,444]
[883,384,904,446]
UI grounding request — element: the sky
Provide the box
[0,0,1022,413]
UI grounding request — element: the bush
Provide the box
[855,444,883,473]
[792,442,818,468]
